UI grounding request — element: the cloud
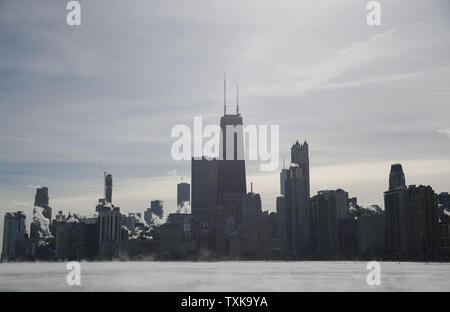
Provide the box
[438,128,450,138]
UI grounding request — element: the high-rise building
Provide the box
[217,115,247,205]
[438,192,450,209]
[384,164,410,257]
[357,213,385,257]
[311,189,350,258]
[104,173,113,204]
[284,165,311,257]
[407,185,440,256]
[177,182,190,206]
[384,164,440,258]
[96,200,121,259]
[280,168,288,196]
[191,157,219,223]
[217,78,246,206]
[389,163,406,190]
[348,197,358,208]
[241,191,262,238]
[1,211,26,261]
[311,193,333,258]
[319,189,349,220]
[276,196,286,240]
[34,187,52,221]
[291,140,310,199]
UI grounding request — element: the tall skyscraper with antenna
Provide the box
[218,77,247,205]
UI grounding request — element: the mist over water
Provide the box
[0,261,449,292]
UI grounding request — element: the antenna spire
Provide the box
[236,83,239,115]
[224,74,227,116]
[251,182,253,193]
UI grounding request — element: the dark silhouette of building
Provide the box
[384,164,440,259]
[311,189,350,258]
[177,182,190,206]
[291,141,310,199]
[150,200,164,218]
[438,192,450,209]
[191,158,219,223]
[280,167,288,197]
[311,193,333,258]
[34,187,52,221]
[1,211,27,261]
[357,212,385,257]
[338,218,358,258]
[384,164,410,257]
[407,185,440,257]
[284,164,311,257]
[217,113,247,205]
[96,199,121,259]
[389,163,406,191]
[104,173,113,204]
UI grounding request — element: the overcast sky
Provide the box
[1,0,450,241]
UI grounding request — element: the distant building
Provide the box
[285,164,311,257]
[438,192,450,209]
[177,182,190,206]
[389,163,406,191]
[348,197,357,208]
[384,164,410,257]
[311,193,333,258]
[104,173,113,204]
[290,140,310,199]
[357,213,385,257]
[167,213,193,239]
[34,187,52,221]
[96,199,121,259]
[407,185,440,256]
[338,219,358,258]
[1,211,27,261]
[384,164,440,259]
[280,168,288,196]
[55,213,99,261]
[318,189,349,221]
[191,157,219,223]
[123,213,144,234]
[311,189,350,258]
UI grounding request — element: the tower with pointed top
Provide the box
[218,78,246,206]
[291,140,310,199]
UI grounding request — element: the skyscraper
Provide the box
[217,78,246,206]
[104,173,113,204]
[407,185,440,256]
[291,140,310,199]
[384,164,410,257]
[177,182,190,206]
[217,116,247,204]
[389,163,406,190]
[1,211,26,261]
[34,187,52,221]
[191,157,218,223]
[284,165,311,257]
[280,168,288,196]
[311,189,349,257]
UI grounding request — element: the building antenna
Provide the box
[236,83,239,115]
[224,74,227,116]
[251,182,253,193]
[283,156,286,169]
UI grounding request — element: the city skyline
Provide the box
[1,0,450,247]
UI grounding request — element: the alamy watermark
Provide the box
[171,117,279,172]
[66,261,81,286]
[366,261,381,286]
[66,1,81,26]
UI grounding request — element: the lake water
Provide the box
[0,261,449,291]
